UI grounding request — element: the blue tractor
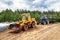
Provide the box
[37,15,49,25]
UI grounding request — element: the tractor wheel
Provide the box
[43,21,46,25]
[23,25,28,31]
[31,22,36,28]
[15,24,21,31]
[46,21,49,24]
[9,24,14,29]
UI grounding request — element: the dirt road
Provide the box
[0,23,60,40]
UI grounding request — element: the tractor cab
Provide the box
[17,13,32,25]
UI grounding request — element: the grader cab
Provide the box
[9,13,36,31]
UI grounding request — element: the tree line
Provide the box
[0,9,60,22]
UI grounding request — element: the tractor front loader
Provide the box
[8,13,36,32]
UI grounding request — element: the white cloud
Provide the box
[0,0,30,11]
[33,0,41,4]
[0,2,9,11]
[8,0,30,11]
[48,2,60,11]
[0,0,60,11]
[44,0,60,11]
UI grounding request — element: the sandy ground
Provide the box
[0,23,60,40]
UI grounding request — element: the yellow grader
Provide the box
[9,13,36,31]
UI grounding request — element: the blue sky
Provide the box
[0,0,60,11]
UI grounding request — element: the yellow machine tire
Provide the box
[23,25,29,31]
[31,22,36,28]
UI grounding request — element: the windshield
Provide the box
[22,15,28,20]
